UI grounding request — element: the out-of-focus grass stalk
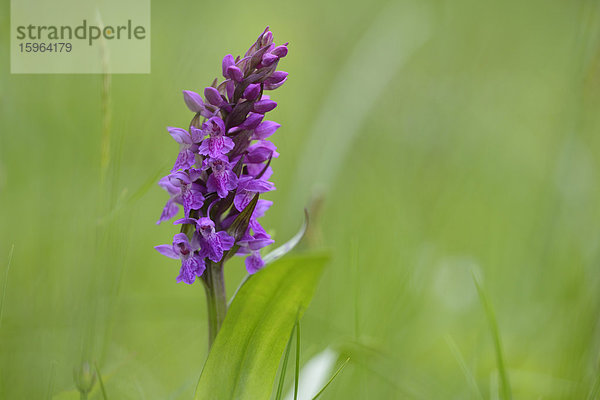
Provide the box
[289,0,432,211]
[294,321,301,400]
[94,362,108,400]
[311,357,350,400]
[445,335,484,400]
[351,237,360,339]
[275,323,296,400]
[588,375,600,400]
[473,273,512,400]
[0,245,14,331]
[100,30,112,186]
[44,362,56,400]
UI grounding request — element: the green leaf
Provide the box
[263,210,309,266]
[228,210,309,307]
[194,253,328,400]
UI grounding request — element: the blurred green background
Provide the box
[2,0,600,398]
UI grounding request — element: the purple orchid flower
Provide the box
[157,175,183,224]
[249,199,272,236]
[156,28,289,287]
[222,54,243,82]
[236,200,274,274]
[197,117,234,159]
[246,140,279,163]
[182,90,217,118]
[237,236,273,274]
[169,170,205,217]
[253,95,277,114]
[252,121,280,140]
[175,217,235,263]
[155,233,206,284]
[203,158,238,198]
[168,127,200,172]
[244,140,278,179]
[228,112,264,134]
[234,176,274,212]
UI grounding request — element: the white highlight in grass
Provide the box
[433,257,479,312]
[284,348,338,400]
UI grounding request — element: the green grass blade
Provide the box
[473,273,512,400]
[311,357,350,400]
[0,245,15,331]
[45,362,56,400]
[194,254,328,400]
[94,362,108,400]
[294,321,300,400]
[445,335,484,400]
[275,322,296,400]
[351,237,359,339]
[588,372,600,400]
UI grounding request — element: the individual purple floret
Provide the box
[197,117,234,159]
[168,127,199,172]
[155,233,206,284]
[157,175,182,224]
[203,158,238,199]
[192,217,235,263]
[155,27,288,283]
[234,176,274,212]
[236,199,274,273]
[169,170,205,217]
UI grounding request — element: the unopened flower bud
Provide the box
[204,87,224,107]
[271,45,288,58]
[261,53,279,67]
[229,112,264,133]
[253,99,277,113]
[222,54,235,77]
[182,90,205,113]
[262,31,273,46]
[243,84,261,101]
[264,80,287,90]
[73,361,96,396]
[265,71,288,85]
[227,66,243,82]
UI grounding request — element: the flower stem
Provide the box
[203,260,227,349]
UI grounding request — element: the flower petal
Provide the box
[155,245,178,259]
[167,127,192,144]
[182,91,204,113]
[245,251,265,274]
